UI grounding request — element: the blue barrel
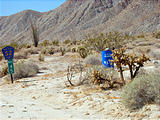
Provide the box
[101,50,114,68]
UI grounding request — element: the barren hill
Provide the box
[0,0,160,45]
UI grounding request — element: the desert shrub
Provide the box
[84,54,102,65]
[39,53,44,61]
[66,62,86,86]
[52,40,59,46]
[150,51,160,60]
[47,47,54,55]
[14,51,28,59]
[25,48,39,54]
[86,65,122,90]
[14,60,39,80]
[86,32,130,52]
[42,40,50,47]
[63,39,71,44]
[41,48,48,55]
[78,46,88,58]
[0,64,8,78]
[0,54,3,61]
[71,47,77,52]
[137,34,145,38]
[152,31,160,39]
[121,73,160,110]
[60,47,65,56]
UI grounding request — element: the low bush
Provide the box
[86,65,121,90]
[14,51,28,59]
[39,53,44,61]
[14,60,39,80]
[52,40,59,46]
[0,64,8,78]
[121,73,160,110]
[84,54,102,65]
[0,54,3,61]
[152,31,160,39]
[63,39,71,44]
[78,46,88,58]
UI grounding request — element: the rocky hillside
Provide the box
[0,0,160,45]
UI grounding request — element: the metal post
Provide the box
[10,74,14,84]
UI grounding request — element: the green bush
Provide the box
[86,32,129,52]
[52,40,59,46]
[14,60,39,80]
[0,54,3,61]
[63,39,71,44]
[121,73,160,110]
[42,40,50,47]
[152,31,160,39]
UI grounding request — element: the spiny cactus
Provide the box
[60,47,65,56]
[78,47,88,58]
[112,48,150,84]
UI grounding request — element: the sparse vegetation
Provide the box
[66,61,86,87]
[152,31,160,39]
[0,54,3,61]
[14,51,28,59]
[60,47,65,56]
[86,32,131,52]
[112,48,150,84]
[39,53,44,61]
[42,40,50,47]
[14,60,39,80]
[78,46,88,58]
[84,54,102,65]
[63,39,71,45]
[121,73,160,110]
[0,64,8,78]
[52,40,59,46]
[87,65,122,90]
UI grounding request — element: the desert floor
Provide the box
[0,52,160,120]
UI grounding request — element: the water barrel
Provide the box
[101,50,114,68]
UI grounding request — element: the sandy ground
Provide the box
[0,52,160,120]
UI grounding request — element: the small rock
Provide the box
[85,112,90,115]
[8,105,14,108]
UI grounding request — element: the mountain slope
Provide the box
[0,0,159,45]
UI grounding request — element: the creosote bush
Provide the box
[86,32,131,52]
[14,51,28,59]
[14,60,39,80]
[121,73,160,110]
[0,64,8,78]
[84,54,102,65]
[39,53,44,61]
[0,54,3,61]
[52,40,59,46]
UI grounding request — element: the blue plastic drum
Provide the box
[101,50,114,68]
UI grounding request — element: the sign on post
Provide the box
[8,59,14,74]
[101,50,114,68]
[2,46,15,60]
[2,46,15,83]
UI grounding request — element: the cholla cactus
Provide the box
[112,48,150,84]
[78,47,88,58]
